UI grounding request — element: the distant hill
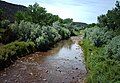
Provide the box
[0,1,26,22]
[72,22,88,27]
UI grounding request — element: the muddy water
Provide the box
[0,36,87,83]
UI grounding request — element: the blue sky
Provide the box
[3,0,116,23]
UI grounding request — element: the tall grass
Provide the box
[80,36,120,83]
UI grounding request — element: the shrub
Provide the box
[105,35,120,61]
[84,26,116,47]
[10,21,71,50]
[43,26,61,43]
[81,39,120,83]
[29,24,42,41]
[0,41,35,63]
[59,27,71,39]
[35,36,48,49]
[1,20,10,29]
[11,20,39,41]
[84,26,104,47]
[34,26,62,50]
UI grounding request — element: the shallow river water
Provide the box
[0,36,87,83]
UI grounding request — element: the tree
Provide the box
[15,3,62,26]
[63,18,73,24]
[98,1,120,30]
[97,14,107,27]
[28,3,47,25]
[15,11,32,23]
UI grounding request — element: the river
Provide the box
[0,36,87,83]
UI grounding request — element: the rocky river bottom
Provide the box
[0,36,87,83]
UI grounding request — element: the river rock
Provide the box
[43,79,47,81]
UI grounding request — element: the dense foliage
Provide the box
[7,20,73,50]
[81,1,120,83]
[105,36,120,61]
[15,3,62,26]
[98,1,120,30]
[1,3,80,45]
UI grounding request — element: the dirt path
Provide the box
[0,36,87,83]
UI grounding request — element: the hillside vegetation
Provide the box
[0,1,26,22]
[0,2,86,68]
[80,1,120,83]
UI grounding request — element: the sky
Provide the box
[3,0,116,24]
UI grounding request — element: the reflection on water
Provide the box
[0,36,87,83]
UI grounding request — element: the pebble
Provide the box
[40,76,42,78]
[17,74,20,78]
[76,68,78,70]
[43,79,47,81]
[4,80,7,82]
[15,80,18,82]
[35,74,38,77]
[29,57,32,59]
[30,73,33,75]
[46,70,49,73]
[67,59,69,60]
[72,77,75,79]
[56,69,60,71]
[65,77,67,79]
[71,71,73,74]
[75,57,77,59]
[56,69,61,72]
[3,74,6,76]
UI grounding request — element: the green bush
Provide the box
[11,20,40,41]
[81,39,120,83]
[9,20,72,50]
[42,26,61,43]
[59,27,71,39]
[0,20,10,29]
[84,26,116,47]
[0,41,35,62]
[35,36,49,49]
[35,26,61,50]
[82,26,120,83]
[105,35,120,61]
[84,27,104,47]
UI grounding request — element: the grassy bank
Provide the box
[80,39,120,83]
[0,41,35,69]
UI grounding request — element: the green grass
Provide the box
[80,39,120,83]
